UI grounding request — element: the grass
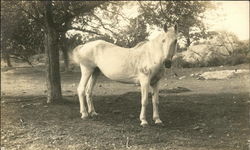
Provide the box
[1,63,250,150]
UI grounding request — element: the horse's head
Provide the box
[161,23,178,68]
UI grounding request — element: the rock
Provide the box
[198,69,249,80]
[178,76,186,80]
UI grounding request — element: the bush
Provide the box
[172,56,192,68]
[172,53,249,68]
[224,55,249,66]
[205,56,225,67]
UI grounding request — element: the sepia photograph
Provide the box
[1,1,249,150]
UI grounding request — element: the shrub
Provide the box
[172,56,192,68]
[205,56,225,67]
[224,55,248,66]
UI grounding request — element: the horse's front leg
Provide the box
[151,82,163,125]
[139,77,150,127]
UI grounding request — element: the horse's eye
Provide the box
[162,39,166,43]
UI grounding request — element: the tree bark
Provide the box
[44,1,62,103]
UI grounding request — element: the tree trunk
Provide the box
[44,1,62,103]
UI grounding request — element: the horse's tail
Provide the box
[71,45,82,65]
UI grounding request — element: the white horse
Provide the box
[72,24,178,127]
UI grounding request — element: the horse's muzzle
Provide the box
[164,60,172,68]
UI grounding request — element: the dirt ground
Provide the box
[1,63,250,150]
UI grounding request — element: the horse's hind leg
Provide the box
[86,68,100,117]
[77,65,94,119]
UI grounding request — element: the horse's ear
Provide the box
[163,23,168,32]
[174,23,178,34]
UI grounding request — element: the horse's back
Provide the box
[72,40,116,65]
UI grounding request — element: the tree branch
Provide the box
[68,27,103,36]
[31,2,43,20]
[56,2,106,33]
[19,5,43,25]
[159,0,168,21]
[70,2,105,19]
[91,13,120,37]
[103,9,130,23]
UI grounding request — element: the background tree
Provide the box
[208,31,250,58]
[113,15,149,48]
[1,2,43,67]
[138,1,215,48]
[1,1,107,103]
[69,2,149,48]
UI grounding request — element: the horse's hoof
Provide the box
[140,123,149,128]
[90,112,100,120]
[81,114,89,120]
[90,112,99,117]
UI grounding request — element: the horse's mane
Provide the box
[133,40,148,49]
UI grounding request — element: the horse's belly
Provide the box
[102,69,139,84]
[97,62,139,84]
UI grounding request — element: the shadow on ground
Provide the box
[1,89,249,150]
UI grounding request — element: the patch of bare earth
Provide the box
[1,64,250,150]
